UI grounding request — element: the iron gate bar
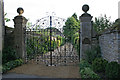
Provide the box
[50,16,52,66]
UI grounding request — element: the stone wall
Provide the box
[99,19,120,64]
[99,30,120,63]
[0,0,4,79]
[4,27,14,48]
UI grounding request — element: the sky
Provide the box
[4,0,120,27]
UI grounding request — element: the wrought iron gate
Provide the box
[25,15,80,66]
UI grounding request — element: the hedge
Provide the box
[92,58,108,73]
[105,61,120,79]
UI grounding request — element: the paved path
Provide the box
[2,72,45,78]
[4,63,80,78]
[2,73,80,80]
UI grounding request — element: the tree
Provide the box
[72,13,79,22]
[93,15,113,33]
[63,14,80,41]
[113,19,120,30]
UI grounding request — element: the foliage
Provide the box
[79,59,101,80]
[113,19,120,30]
[80,67,100,79]
[79,59,91,70]
[56,35,65,46]
[93,15,113,33]
[85,45,101,64]
[2,59,23,73]
[26,36,49,58]
[72,13,79,22]
[2,47,18,64]
[63,13,80,54]
[63,13,80,41]
[92,58,108,72]
[71,33,79,45]
[4,13,10,22]
[26,33,65,59]
[105,61,120,79]
[71,32,80,53]
[26,21,32,29]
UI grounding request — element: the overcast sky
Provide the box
[4,0,120,27]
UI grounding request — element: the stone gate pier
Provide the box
[79,4,93,59]
[13,8,27,59]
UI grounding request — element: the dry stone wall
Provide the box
[99,30,120,63]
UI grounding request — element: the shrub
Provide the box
[80,67,100,80]
[79,59,101,80]
[2,47,18,64]
[2,59,23,73]
[79,59,91,70]
[92,58,108,72]
[85,45,101,64]
[105,61,120,79]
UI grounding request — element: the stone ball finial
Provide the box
[17,7,24,15]
[82,4,89,13]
